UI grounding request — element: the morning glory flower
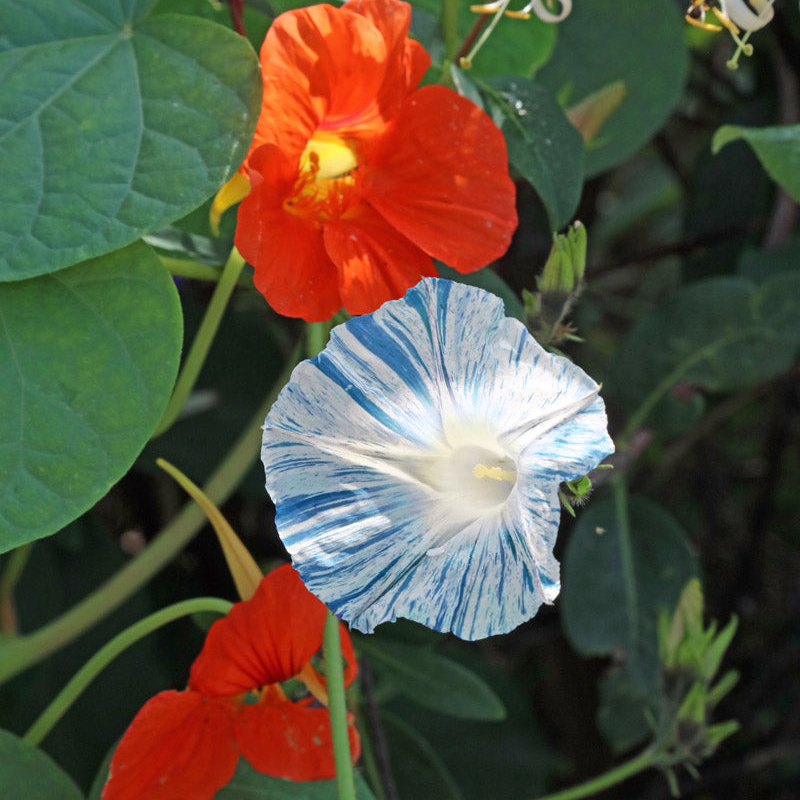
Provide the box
[262,279,613,640]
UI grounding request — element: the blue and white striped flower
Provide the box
[262,278,613,640]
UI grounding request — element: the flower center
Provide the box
[284,132,362,222]
[409,439,517,517]
[442,444,517,510]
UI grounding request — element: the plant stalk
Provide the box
[23,597,233,747]
[155,246,246,436]
[324,610,357,800]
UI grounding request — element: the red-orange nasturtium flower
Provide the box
[101,565,359,800]
[222,0,517,322]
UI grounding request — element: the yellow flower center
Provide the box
[285,132,362,222]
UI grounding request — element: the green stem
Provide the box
[531,746,657,800]
[619,333,738,446]
[23,597,233,747]
[160,255,252,287]
[0,340,303,686]
[155,246,246,437]
[306,321,329,359]
[324,610,357,800]
[441,0,461,62]
[612,475,638,660]
[0,543,33,635]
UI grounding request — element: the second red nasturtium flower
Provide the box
[228,0,517,321]
[101,565,359,800]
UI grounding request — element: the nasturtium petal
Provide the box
[0,0,261,280]
[0,241,182,552]
[102,691,239,800]
[367,85,517,272]
[263,279,612,640]
[189,565,329,695]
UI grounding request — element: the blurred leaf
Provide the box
[212,757,376,799]
[597,665,655,753]
[0,241,182,551]
[0,729,84,800]
[713,124,800,203]
[144,226,229,266]
[738,238,800,284]
[610,273,800,424]
[381,710,464,800]
[384,647,552,800]
[0,0,261,280]
[562,494,698,689]
[480,77,585,230]
[411,0,556,79]
[359,639,506,721]
[437,264,525,321]
[537,0,688,176]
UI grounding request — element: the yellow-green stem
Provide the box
[160,255,252,287]
[0,543,32,635]
[324,610,357,800]
[23,597,233,747]
[155,246,246,436]
[530,746,657,800]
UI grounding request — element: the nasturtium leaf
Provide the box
[536,0,688,176]
[480,77,585,231]
[712,124,800,203]
[0,0,261,281]
[562,495,698,690]
[0,241,182,552]
[0,729,85,800]
[358,638,506,721]
[610,273,800,425]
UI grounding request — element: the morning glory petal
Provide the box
[263,278,614,640]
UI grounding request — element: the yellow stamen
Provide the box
[285,133,362,222]
[685,13,723,30]
[473,463,517,483]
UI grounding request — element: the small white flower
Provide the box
[262,279,613,640]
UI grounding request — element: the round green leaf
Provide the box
[713,124,800,203]
[562,494,698,689]
[0,0,261,281]
[481,77,585,230]
[0,241,182,551]
[536,0,688,176]
[0,729,84,800]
